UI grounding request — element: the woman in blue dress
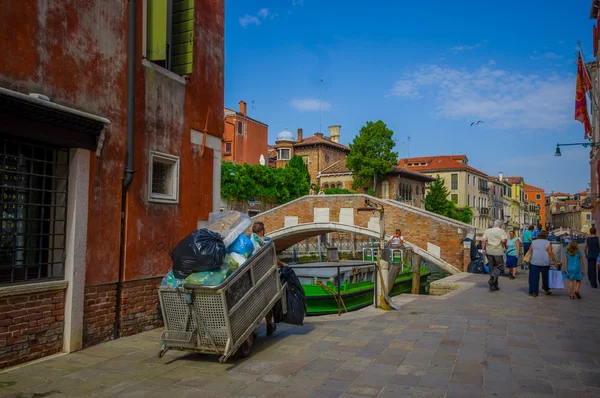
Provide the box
[564,241,585,299]
[506,230,520,280]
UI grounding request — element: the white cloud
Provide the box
[239,14,260,27]
[488,59,496,66]
[559,41,565,45]
[293,0,304,5]
[290,98,332,112]
[240,8,277,27]
[530,51,564,60]
[449,42,482,52]
[389,64,574,130]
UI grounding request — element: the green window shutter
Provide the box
[171,0,194,76]
[147,0,168,61]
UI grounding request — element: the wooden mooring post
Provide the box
[411,253,422,294]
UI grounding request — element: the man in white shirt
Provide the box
[482,220,508,292]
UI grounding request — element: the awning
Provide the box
[0,87,110,150]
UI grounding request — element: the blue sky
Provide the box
[225,0,595,194]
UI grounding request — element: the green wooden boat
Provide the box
[291,261,430,316]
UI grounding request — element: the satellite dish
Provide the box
[259,154,265,166]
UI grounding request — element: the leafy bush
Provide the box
[323,187,354,195]
[221,161,310,204]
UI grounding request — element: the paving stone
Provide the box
[344,384,382,397]
[446,382,482,397]
[319,379,352,392]
[388,374,421,386]
[515,377,554,395]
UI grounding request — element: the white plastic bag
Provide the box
[549,270,564,289]
[208,211,252,248]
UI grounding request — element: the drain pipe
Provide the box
[115,0,137,340]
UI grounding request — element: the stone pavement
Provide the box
[1,272,600,398]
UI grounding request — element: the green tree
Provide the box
[425,176,473,224]
[346,120,398,192]
[221,161,310,204]
[424,176,455,217]
[323,187,354,195]
[286,155,311,185]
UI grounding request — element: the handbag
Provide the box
[523,247,532,265]
[549,269,564,289]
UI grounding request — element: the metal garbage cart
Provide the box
[157,239,286,363]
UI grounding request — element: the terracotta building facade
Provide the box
[0,0,224,368]
[223,101,268,165]
[269,126,350,184]
[524,184,546,228]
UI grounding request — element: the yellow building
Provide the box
[400,155,490,229]
[552,209,593,234]
[506,176,526,233]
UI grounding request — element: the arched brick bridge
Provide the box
[252,194,476,271]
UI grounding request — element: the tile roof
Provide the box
[319,160,352,174]
[524,184,544,192]
[224,108,268,127]
[551,192,569,197]
[318,161,434,182]
[398,155,488,177]
[505,176,523,185]
[294,134,350,151]
[577,190,588,195]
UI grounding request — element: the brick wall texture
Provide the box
[119,277,163,338]
[0,290,65,369]
[83,277,163,346]
[83,283,117,348]
[253,194,476,270]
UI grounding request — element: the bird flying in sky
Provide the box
[471,121,484,126]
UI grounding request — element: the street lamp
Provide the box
[555,142,600,156]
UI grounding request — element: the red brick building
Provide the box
[223,101,269,165]
[0,0,223,368]
[270,126,350,184]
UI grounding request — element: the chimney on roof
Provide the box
[239,101,247,116]
[329,125,341,143]
[297,128,303,142]
[315,132,323,137]
[498,171,503,181]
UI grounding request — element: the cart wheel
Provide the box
[157,348,168,359]
[239,333,254,358]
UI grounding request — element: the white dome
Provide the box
[276,128,294,142]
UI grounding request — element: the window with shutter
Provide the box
[146,0,194,76]
[171,0,194,76]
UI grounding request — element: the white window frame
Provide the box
[148,150,180,204]
[278,148,291,161]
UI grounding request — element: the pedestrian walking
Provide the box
[584,227,600,288]
[506,230,520,280]
[522,225,533,270]
[527,230,557,297]
[482,220,508,291]
[564,241,584,300]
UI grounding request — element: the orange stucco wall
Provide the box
[525,188,546,227]
[0,0,224,285]
[223,113,268,165]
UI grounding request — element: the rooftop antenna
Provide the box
[319,78,323,133]
[251,100,255,111]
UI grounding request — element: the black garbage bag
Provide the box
[171,229,226,279]
[467,258,485,274]
[279,266,306,326]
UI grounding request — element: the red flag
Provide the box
[575,53,592,139]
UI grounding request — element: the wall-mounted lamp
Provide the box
[555,142,600,157]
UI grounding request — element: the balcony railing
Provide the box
[479,207,490,216]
